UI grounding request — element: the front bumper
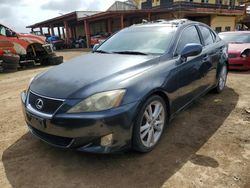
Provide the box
[228,57,250,70]
[21,91,139,153]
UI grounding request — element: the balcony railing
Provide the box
[141,1,244,11]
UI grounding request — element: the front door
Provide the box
[173,25,205,112]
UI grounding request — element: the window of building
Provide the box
[225,26,231,31]
[216,0,222,4]
[175,26,201,55]
[215,27,222,33]
[198,26,214,46]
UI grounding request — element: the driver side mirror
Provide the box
[180,43,202,59]
[92,44,99,52]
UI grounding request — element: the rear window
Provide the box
[198,26,214,46]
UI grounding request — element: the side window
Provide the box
[175,26,201,55]
[0,25,6,36]
[198,26,214,46]
[210,30,218,42]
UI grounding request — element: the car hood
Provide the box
[18,33,46,44]
[30,53,157,99]
[0,40,14,48]
[228,43,250,54]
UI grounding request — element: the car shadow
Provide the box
[2,87,238,188]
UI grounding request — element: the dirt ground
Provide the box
[0,50,249,188]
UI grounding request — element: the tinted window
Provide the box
[176,26,201,55]
[199,26,214,46]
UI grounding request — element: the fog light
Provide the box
[101,134,113,146]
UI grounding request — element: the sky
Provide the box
[0,0,125,33]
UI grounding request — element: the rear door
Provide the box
[197,25,220,87]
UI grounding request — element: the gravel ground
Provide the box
[0,50,249,188]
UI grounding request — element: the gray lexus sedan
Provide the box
[21,19,228,153]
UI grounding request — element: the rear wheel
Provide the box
[214,64,227,93]
[132,95,167,153]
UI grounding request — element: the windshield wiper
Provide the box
[95,50,110,54]
[112,51,148,55]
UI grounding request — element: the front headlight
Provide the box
[67,89,126,113]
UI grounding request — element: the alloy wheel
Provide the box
[140,101,165,148]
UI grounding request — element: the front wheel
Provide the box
[214,64,227,93]
[132,95,167,153]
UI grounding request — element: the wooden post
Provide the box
[50,25,55,36]
[62,27,65,39]
[68,27,73,38]
[64,21,71,45]
[47,27,50,35]
[108,18,112,33]
[40,27,43,35]
[148,12,151,21]
[84,20,91,48]
[57,27,61,38]
[120,14,124,29]
[74,26,77,39]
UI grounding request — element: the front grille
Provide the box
[228,53,238,58]
[42,44,53,54]
[28,91,63,114]
[29,125,73,147]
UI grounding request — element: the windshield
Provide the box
[97,27,176,55]
[219,33,250,43]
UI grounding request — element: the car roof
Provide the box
[130,19,198,29]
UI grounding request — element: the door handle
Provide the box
[202,55,209,62]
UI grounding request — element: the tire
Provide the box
[48,56,63,65]
[132,95,167,153]
[40,54,63,66]
[214,63,227,93]
[1,55,19,73]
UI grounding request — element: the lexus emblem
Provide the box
[35,98,44,110]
